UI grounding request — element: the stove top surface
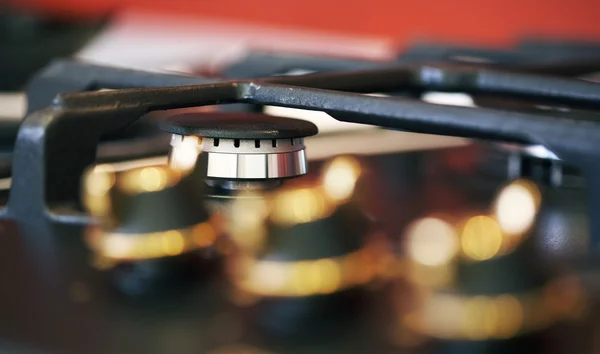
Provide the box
[0,145,594,354]
[2,39,600,354]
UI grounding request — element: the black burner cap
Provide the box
[157,111,318,139]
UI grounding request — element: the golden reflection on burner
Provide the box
[270,187,333,226]
[251,261,288,294]
[400,265,583,340]
[494,294,524,338]
[85,164,116,196]
[229,193,270,252]
[495,179,541,238]
[460,294,523,340]
[140,167,168,191]
[193,221,217,247]
[406,218,459,267]
[322,156,362,202]
[403,275,583,341]
[461,215,503,261]
[228,156,363,246]
[117,165,182,194]
[161,230,185,256]
[316,258,343,294]
[403,179,542,267]
[87,220,219,261]
[408,262,456,288]
[291,261,323,296]
[83,164,116,224]
[232,242,383,297]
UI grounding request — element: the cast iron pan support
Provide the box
[8,64,600,250]
[26,60,216,113]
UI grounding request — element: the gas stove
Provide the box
[2,40,600,354]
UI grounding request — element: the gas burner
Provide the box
[226,156,389,335]
[82,159,221,296]
[159,111,318,188]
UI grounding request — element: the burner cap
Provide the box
[158,111,318,139]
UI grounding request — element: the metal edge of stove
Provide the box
[4,62,600,247]
[401,40,600,66]
[221,51,386,79]
[222,42,600,80]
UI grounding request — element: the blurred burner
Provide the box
[395,179,586,352]
[82,157,221,296]
[227,156,390,336]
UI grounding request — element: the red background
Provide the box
[12,0,600,46]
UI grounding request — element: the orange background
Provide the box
[13,0,600,46]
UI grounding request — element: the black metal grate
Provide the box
[6,57,600,249]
